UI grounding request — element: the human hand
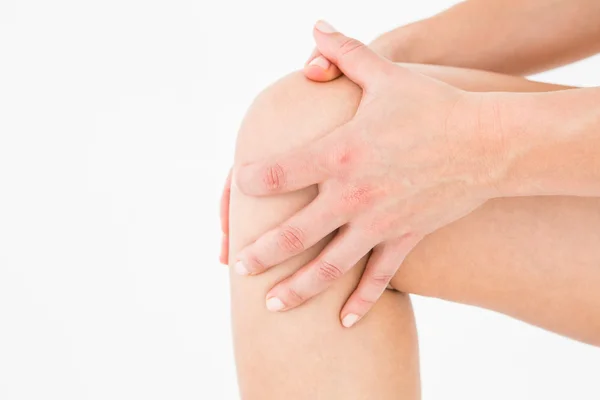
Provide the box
[234,21,503,327]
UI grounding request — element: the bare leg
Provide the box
[230,74,420,400]
[229,65,600,399]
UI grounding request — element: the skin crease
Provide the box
[229,66,600,399]
[233,23,600,326]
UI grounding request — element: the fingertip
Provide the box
[314,20,337,34]
[266,296,286,312]
[307,55,331,70]
[234,260,250,276]
[303,65,331,82]
[304,65,342,82]
[303,64,342,82]
[341,313,360,328]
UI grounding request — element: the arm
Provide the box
[305,0,600,81]
[235,24,600,327]
[490,87,600,197]
[230,64,590,399]
[375,0,600,75]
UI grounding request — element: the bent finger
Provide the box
[235,125,352,196]
[340,234,422,327]
[265,227,376,311]
[235,193,347,275]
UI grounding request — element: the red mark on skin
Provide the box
[330,142,358,170]
[338,151,352,166]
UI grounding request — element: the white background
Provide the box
[1,0,599,399]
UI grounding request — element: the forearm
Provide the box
[488,87,600,197]
[398,63,571,93]
[376,0,600,75]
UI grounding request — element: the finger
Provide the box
[219,234,229,265]
[235,193,347,275]
[220,168,232,235]
[340,234,422,328]
[304,48,342,82]
[235,126,351,196]
[312,20,395,89]
[265,227,376,311]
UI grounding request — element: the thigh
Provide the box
[392,194,600,345]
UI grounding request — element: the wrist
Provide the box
[481,88,600,198]
[460,92,516,200]
[473,90,581,199]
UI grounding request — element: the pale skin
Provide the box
[221,1,600,398]
[222,0,600,262]
[230,66,600,399]
[233,21,600,327]
[304,0,600,81]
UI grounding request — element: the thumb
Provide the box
[312,20,391,88]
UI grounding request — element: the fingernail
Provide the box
[342,313,360,328]
[308,55,330,70]
[315,20,337,34]
[234,260,249,275]
[266,297,285,312]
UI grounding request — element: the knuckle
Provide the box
[355,295,376,307]
[316,259,344,282]
[286,287,305,304]
[338,38,365,58]
[276,225,306,253]
[246,253,267,273]
[370,273,394,287]
[262,163,285,192]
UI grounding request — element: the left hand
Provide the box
[235,21,503,327]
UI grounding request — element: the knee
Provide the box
[233,71,361,167]
[228,70,363,287]
[228,72,376,334]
